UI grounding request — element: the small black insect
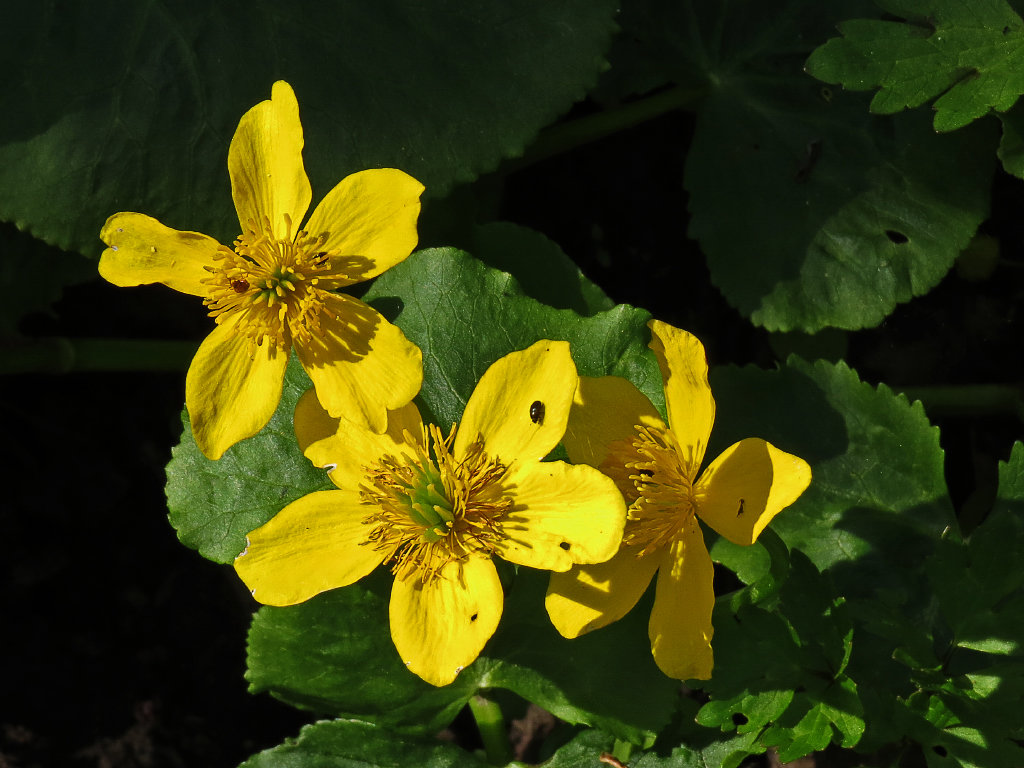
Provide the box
[231,278,250,293]
[529,400,545,424]
[737,498,745,516]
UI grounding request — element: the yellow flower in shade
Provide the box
[233,340,627,686]
[98,81,424,459]
[545,320,812,680]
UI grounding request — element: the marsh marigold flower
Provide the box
[545,320,811,680]
[233,340,627,686]
[98,81,424,459]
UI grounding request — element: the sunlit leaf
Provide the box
[0,0,616,256]
[806,0,1024,132]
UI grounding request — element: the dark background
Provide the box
[3,108,1023,767]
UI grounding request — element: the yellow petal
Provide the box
[304,401,424,491]
[455,340,577,465]
[494,461,626,571]
[229,81,312,240]
[294,292,423,433]
[648,320,715,468]
[389,555,503,686]
[293,388,341,454]
[563,375,665,468]
[649,519,715,680]
[304,168,425,288]
[695,438,812,546]
[185,319,288,460]
[98,212,221,296]
[233,489,388,605]
[545,543,662,638]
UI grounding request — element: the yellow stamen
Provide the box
[606,424,699,556]
[200,214,343,356]
[359,425,512,584]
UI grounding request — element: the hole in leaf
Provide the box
[932,746,948,758]
[559,542,571,550]
[731,713,748,726]
[885,230,909,244]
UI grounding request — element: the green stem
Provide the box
[0,337,198,374]
[899,384,1024,422]
[502,85,706,173]
[468,694,512,766]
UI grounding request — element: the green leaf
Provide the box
[687,87,995,332]
[805,0,1024,132]
[363,248,664,427]
[709,357,955,599]
[247,569,677,746]
[238,719,488,768]
[0,222,95,337]
[465,223,615,317]
[626,0,996,331]
[0,0,616,256]
[165,355,332,564]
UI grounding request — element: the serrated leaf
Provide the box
[621,0,996,331]
[465,223,615,317]
[0,0,616,256]
[806,0,1024,132]
[687,86,995,332]
[770,702,834,763]
[165,248,658,564]
[238,718,488,768]
[709,357,955,599]
[0,222,95,336]
[247,569,677,746]
[363,248,664,427]
[165,355,332,563]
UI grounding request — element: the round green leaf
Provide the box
[0,0,616,255]
[620,0,995,331]
[165,355,332,564]
[708,357,955,598]
[239,718,488,768]
[246,569,676,746]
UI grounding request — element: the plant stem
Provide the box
[0,337,197,374]
[468,694,512,765]
[502,85,706,173]
[899,384,1024,422]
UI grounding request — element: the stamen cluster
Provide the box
[201,214,335,354]
[612,425,699,556]
[360,425,512,584]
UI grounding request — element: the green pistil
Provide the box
[404,467,455,542]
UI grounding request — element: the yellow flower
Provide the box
[98,81,424,459]
[233,340,627,686]
[545,320,812,680]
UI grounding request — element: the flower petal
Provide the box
[229,81,312,239]
[304,168,424,288]
[648,519,715,680]
[455,340,576,465]
[294,292,423,433]
[545,543,662,638]
[563,375,665,468]
[185,318,288,460]
[304,401,424,491]
[696,438,812,546]
[494,461,626,571]
[389,555,503,687]
[98,212,221,296]
[648,320,715,468]
[233,489,388,606]
[293,388,341,454]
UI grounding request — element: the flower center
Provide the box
[360,424,512,584]
[201,215,336,354]
[604,424,698,556]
